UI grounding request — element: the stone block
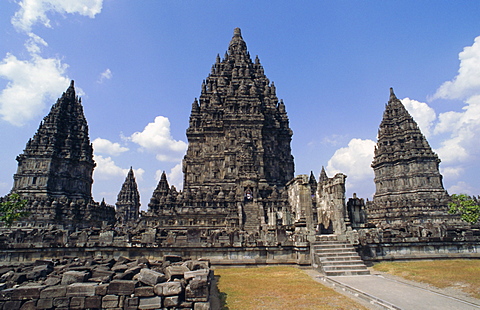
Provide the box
[53,297,69,308]
[134,286,155,297]
[164,296,179,307]
[111,264,129,273]
[186,279,209,302]
[155,281,183,296]
[11,286,45,300]
[69,296,85,309]
[4,300,22,310]
[91,269,115,279]
[39,285,67,298]
[183,260,210,271]
[85,296,101,308]
[61,270,89,285]
[165,265,189,280]
[124,296,139,310]
[138,296,162,309]
[137,268,167,286]
[19,299,36,310]
[35,298,53,309]
[184,269,210,281]
[107,280,136,295]
[95,283,108,296]
[194,301,211,310]
[102,295,119,308]
[66,283,97,297]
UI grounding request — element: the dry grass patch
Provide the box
[215,266,367,310]
[373,259,480,299]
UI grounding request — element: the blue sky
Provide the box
[1,1,480,210]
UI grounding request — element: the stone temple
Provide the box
[1,28,478,270]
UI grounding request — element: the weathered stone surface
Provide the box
[165,265,189,280]
[4,300,22,310]
[184,269,209,281]
[19,299,37,310]
[66,283,97,297]
[164,295,179,307]
[52,297,69,307]
[194,302,211,310]
[85,296,101,309]
[69,296,85,309]
[124,297,139,310]
[102,295,119,308]
[155,281,183,296]
[134,286,155,297]
[186,279,209,302]
[11,286,45,300]
[107,280,136,295]
[61,270,89,285]
[95,283,108,296]
[39,285,66,298]
[138,296,162,310]
[137,268,167,286]
[35,298,53,309]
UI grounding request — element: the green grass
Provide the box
[215,266,368,310]
[373,259,480,299]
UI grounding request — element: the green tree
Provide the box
[448,194,480,225]
[0,193,29,227]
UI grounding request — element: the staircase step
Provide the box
[324,270,370,276]
[312,235,370,276]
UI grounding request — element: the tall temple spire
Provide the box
[368,88,450,224]
[12,80,95,200]
[182,27,294,198]
[116,167,141,223]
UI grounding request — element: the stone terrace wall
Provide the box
[0,255,212,310]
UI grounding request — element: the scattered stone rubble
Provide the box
[0,255,212,309]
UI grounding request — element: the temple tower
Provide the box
[12,81,95,201]
[367,88,450,225]
[116,167,141,223]
[146,28,294,233]
[183,27,294,199]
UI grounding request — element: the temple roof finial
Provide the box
[389,87,397,102]
[234,27,242,37]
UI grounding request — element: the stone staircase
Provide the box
[242,201,260,232]
[312,235,370,276]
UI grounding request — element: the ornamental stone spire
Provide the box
[368,88,450,225]
[116,167,141,223]
[12,80,95,201]
[183,27,294,197]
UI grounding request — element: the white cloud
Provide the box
[433,36,480,101]
[98,68,112,83]
[326,138,376,187]
[167,163,183,190]
[440,166,464,180]
[433,95,480,164]
[0,53,70,126]
[93,137,129,156]
[12,0,103,33]
[401,97,436,138]
[448,181,475,196]
[129,116,188,162]
[93,155,144,181]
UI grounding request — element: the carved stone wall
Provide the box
[316,170,348,235]
[145,28,295,236]
[367,88,454,227]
